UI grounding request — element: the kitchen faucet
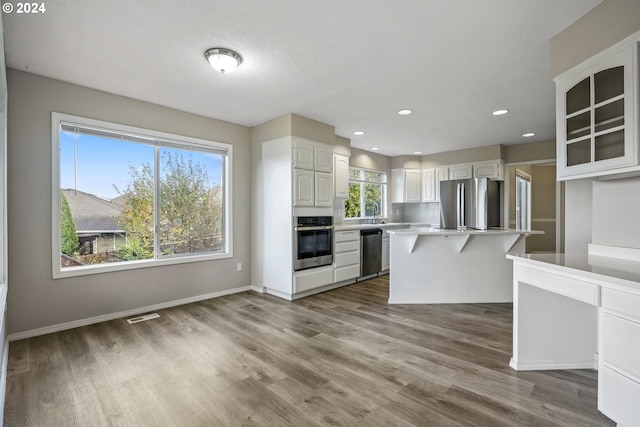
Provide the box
[372,203,380,224]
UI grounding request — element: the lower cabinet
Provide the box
[598,288,640,425]
[334,230,360,282]
[293,266,334,294]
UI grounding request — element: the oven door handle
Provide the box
[295,225,335,231]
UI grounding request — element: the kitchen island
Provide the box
[387,228,542,304]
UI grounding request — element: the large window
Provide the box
[344,167,387,219]
[52,113,232,278]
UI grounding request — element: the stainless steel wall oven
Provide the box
[294,216,333,270]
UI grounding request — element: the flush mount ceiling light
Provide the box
[205,48,243,74]
[353,131,365,136]
[414,151,423,155]
[371,147,379,151]
[522,132,536,138]
[398,109,413,115]
[492,109,509,116]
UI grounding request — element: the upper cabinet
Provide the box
[392,169,421,203]
[422,167,449,202]
[556,36,639,180]
[449,163,473,180]
[473,160,504,181]
[333,153,350,199]
[292,137,333,173]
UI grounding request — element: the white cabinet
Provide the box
[293,169,315,207]
[422,167,450,202]
[293,266,334,293]
[422,169,436,202]
[392,169,421,203]
[449,163,473,180]
[473,160,504,180]
[291,138,334,207]
[315,171,333,207]
[262,136,336,300]
[314,144,334,173]
[292,138,315,170]
[555,36,640,180]
[334,230,360,282]
[598,287,640,426]
[333,154,350,198]
[293,137,334,173]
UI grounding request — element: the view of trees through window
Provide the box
[57,117,228,271]
[345,167,386,219]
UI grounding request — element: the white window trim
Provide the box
[51,112,233,279]
[346,166,387,219]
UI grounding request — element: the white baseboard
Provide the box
[509,357,596,371]
[388,296,513,304]
[8,285,252,341]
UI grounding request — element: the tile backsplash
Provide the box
[395,202,440,224]
[333,199,440,225]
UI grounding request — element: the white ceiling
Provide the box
[2,0,602,157]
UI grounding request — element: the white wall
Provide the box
[563,180,592,253]
[592,176,640,249]
[7,70,252,336]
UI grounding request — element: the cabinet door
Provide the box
[556,42,637,180]
[449,164,473,180]
[404,170,421,202]
[292,138,315,170]
[474,160,504,180]
[334,154,350,198]
[422,169,436,202]
[314,144,334,173]
[293,169,314,206]
[315,171,333,207]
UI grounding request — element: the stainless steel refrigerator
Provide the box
[439,177,501,230]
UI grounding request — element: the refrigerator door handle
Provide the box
[456,182,465,230]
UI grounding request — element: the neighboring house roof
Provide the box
[62,189,124,233]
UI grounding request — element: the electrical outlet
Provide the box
[237,262,243,272]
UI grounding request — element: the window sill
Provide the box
[53,250,233,279]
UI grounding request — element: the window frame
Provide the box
[344,166,387,220]
[51,112,233,279]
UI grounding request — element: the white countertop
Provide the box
[387,227,544,236]
[507,252,640,290]
[334,222,433,231]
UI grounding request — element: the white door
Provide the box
[404,170,421,202]
[422,169,436,202]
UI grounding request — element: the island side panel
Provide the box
[388,233,525,304]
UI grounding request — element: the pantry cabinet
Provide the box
[555,35,639,180]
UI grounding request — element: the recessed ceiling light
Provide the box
[398,109,413,115]
[492,109,509,116]
[371,147,379,151]
[522,132,536,138]
[353,131,365,136]
[414,151,423,155]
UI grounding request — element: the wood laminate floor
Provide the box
[4,276,615,426]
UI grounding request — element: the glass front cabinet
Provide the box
[555,37,639,180]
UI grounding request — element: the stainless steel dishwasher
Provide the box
[360,228,382,277]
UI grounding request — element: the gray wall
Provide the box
[7,70,252,335]
[551,0,640,77]
[592,176,640,249]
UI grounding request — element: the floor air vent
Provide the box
[126,313,160,324]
